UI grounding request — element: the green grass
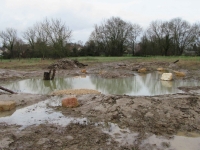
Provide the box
[0,56,200,70]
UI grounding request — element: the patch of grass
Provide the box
[0,56,200,70]
[0,58,53,70]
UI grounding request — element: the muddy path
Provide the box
[0,60,200,150]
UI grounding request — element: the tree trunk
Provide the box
[0,86,16,94]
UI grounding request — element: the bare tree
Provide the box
[170,18,197,55]
[41,18,72,57]
[34,22,49,59]
[0,28,17,57]
[128,24,143,55]
[15,38,24,60]
[90,17,142,56]
[23,27,36,51]
[147,20,173,56]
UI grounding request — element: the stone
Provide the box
[173,71,185,77]
[37,138,49,145]
[0,101,16,111]
[81,69,87,73]
[157,68,165,71]
[66,136,74,140]
[138,68,147,73]
[161,73,173,81]
[62,97,79,108]
[145,112,154,118]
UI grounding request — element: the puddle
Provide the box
[99,122,200,150]
[142,134,200,150]
[0,97,87,129]
[97,122,138,145]
[2,72,200,96]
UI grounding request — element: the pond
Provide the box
[3,72,200,96]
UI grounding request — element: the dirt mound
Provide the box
[51,89,101,96]
[48,59,87,69]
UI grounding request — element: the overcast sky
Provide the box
[0,0,200,44]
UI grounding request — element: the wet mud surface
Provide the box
[1,60,200,149]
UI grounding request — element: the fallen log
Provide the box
[0,86,16,94]
[173,60,179,64]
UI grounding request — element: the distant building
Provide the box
[0,47,9,56]
[183,50,196,56]
[66,43,83,52]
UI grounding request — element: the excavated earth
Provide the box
[0,59,200,150]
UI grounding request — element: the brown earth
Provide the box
[0,59,200,150]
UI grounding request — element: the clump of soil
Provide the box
[0,123,120,150]
[48,59,87,69]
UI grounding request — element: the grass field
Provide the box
[0,56,200,70]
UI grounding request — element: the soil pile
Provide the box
[48,59,87,69]
[51,89,101,96]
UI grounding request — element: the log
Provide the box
[173,60,179,64]
[0,86,16,94]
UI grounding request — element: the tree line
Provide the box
[1,17,200,59]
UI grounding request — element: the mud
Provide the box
[1,60,200,150]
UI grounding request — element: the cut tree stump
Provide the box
[43,69,56,80]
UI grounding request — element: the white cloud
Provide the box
[0,0,200,44]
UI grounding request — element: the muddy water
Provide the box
[98,122,200,150]
[3,72,200,95]
[0,97,87,129]
[142,133,200,150]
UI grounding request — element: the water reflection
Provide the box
[3,73,200,96]
[4,78,73,94]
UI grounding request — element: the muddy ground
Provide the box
[0,60,200,150]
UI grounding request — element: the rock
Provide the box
[173,71,185,77]
[62,97,79,108]
[37,138,49,145]
[0,101,16,111]
[157,68,165,71]
[138,68,147,73]
[161,73,173,81]
[145,112,154,118]
[66,136,74,140]
[81,69,87,73]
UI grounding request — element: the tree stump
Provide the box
[43,72,50,80]
[43,69,56,80]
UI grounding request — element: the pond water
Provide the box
[3,72,200,96]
